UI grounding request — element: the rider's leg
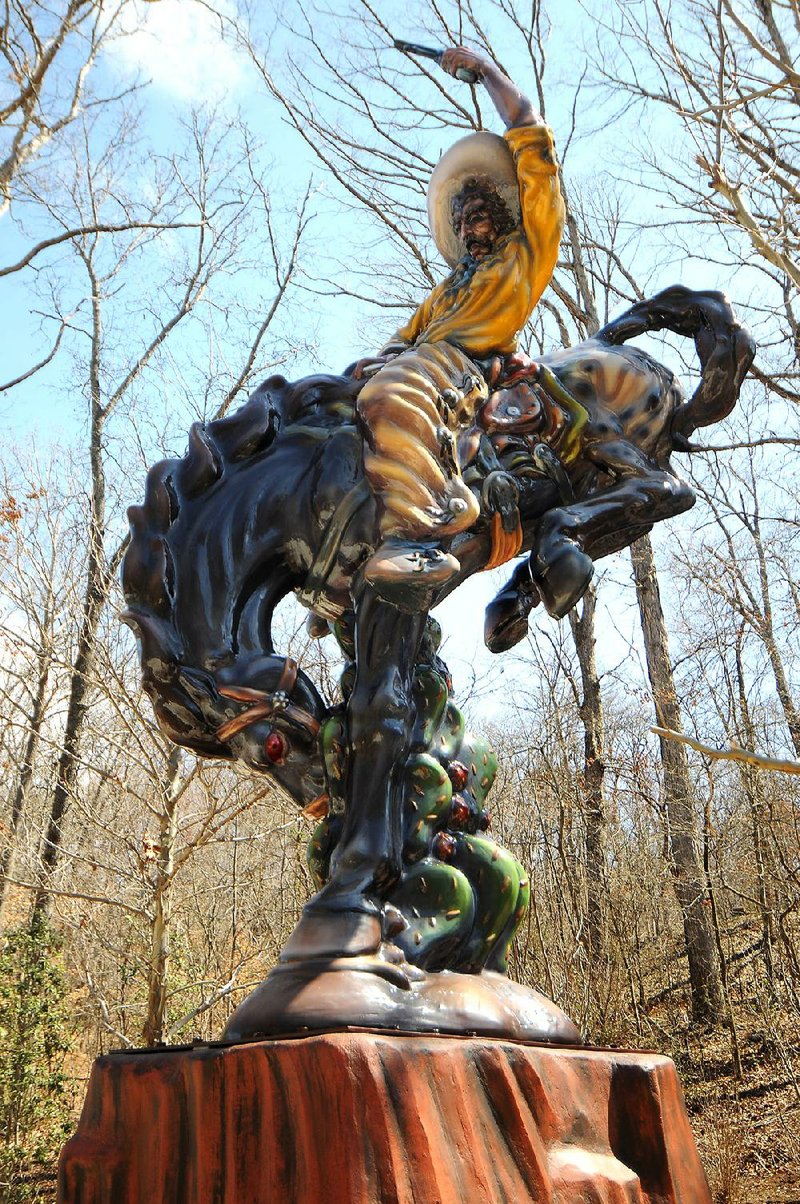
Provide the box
[358,343,484,593]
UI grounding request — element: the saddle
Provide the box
[297,355,587,615]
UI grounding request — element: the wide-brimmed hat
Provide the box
[427,131,520,267]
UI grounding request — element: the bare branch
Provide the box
[0,220,204,279]
[652,726,800,775]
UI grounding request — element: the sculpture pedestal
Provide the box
[58,1031,711,1203]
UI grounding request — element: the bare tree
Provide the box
[631,534,725,1023]
[666,425,800,1008]
[568,588,607,962]
[590,0,799,387]
[690,446,800,755]
[1,100,315,921]
[0,1,137,221]
[0,453,87,926]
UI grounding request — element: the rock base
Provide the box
[222,962,581,1044]
[59,1031,711,1203]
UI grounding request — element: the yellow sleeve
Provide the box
[504,124,565,292]
[393,284,441,346]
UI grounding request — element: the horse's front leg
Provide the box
[533,438,694,616]
[328,584,427,904]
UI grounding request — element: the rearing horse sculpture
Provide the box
[122,285,753,1041]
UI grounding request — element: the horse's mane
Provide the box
[120,373,362,805]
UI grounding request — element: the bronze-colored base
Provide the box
[222,954,580,1044]
[224,904,579,1043]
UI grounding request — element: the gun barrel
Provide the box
[392,39,442,61]
[392,39,478,83]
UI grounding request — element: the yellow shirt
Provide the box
[394,124,565,358]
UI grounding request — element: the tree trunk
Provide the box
[142,748,183,1047]
[734,638,776,985]
[569,585,606,963]
[32,282,108,924]
[630,534,724,1025]
[558,191,607,966]
[31,532,107,921]
[0,603,53,927]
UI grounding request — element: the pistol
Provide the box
[392,39,479,84]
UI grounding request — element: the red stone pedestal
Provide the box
[59,1031,711,1203]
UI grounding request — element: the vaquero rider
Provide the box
[355,45,565,598]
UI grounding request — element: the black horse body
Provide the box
[122,286,753,923]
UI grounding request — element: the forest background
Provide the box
[1,0,798,1200]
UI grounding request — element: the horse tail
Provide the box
[121,377,332,809]
[596,286,755,449]
[668,291,755,445]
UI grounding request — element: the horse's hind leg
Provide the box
[484,537,593,645]
[484,559,542,653]
[284,584,427,959]
[485,438,696,641]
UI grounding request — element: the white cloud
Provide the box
[109,0,246,104]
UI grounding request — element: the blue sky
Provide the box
[1,0,750,438]
[2,0,790,729]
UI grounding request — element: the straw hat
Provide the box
[427,131,520,268]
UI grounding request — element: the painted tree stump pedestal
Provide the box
[58,1030,711,1203]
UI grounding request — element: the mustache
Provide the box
[467,235,494,256]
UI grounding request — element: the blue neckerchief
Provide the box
[443,231,516,298]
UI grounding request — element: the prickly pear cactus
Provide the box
[308,616,530,973]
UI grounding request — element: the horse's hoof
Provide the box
[484,589,536,653]
[363,542,460,603]
[279,908,382,962]
[535,545,594,618]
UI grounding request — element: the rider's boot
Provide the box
[362,537,461,601]
[361,474,480,604]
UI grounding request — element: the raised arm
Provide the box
[439,47,540,128]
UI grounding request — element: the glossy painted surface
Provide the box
[121,285,753,1039]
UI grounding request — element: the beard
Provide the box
[467,235,495,260]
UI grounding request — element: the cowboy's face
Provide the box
[459,195,497,261]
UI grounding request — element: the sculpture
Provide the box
[354,46,564,598]
[121,48,754,1042]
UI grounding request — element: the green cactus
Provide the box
[307,615,530,973]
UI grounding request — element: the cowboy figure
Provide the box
[355,45,565,598]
